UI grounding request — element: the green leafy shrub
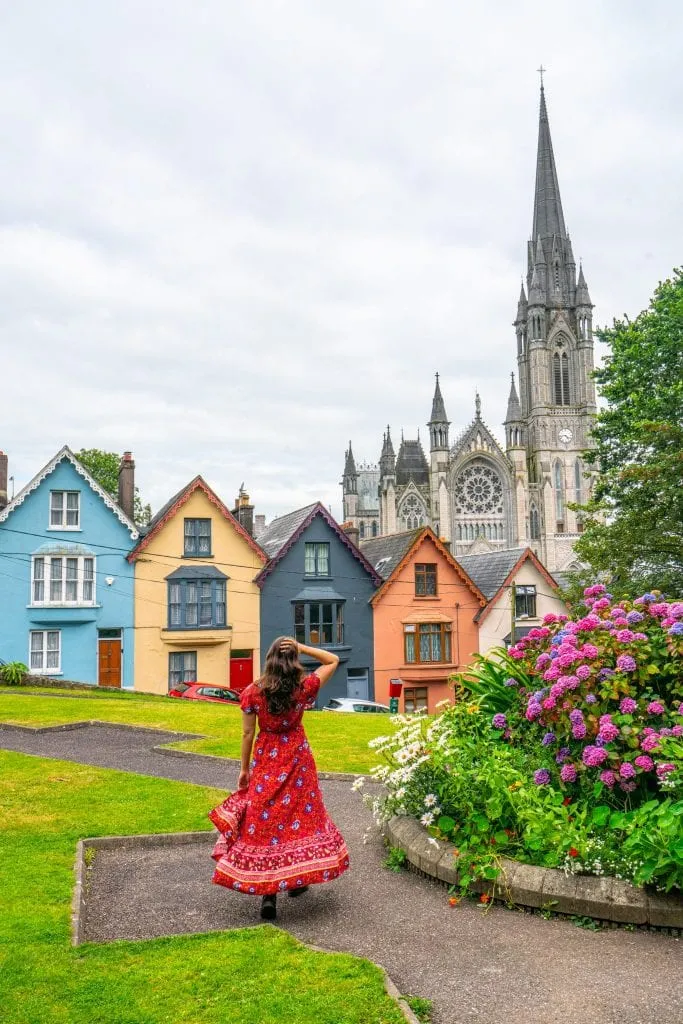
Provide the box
[0,661,28,685]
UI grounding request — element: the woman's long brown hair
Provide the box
[258,637,305,715]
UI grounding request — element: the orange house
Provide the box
[361,528,486,713]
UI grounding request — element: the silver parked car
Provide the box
[322,697,391,714]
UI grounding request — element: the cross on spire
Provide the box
[537,64,546,87]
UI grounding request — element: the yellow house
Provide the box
[128,477,266,694]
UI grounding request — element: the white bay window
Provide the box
[32,555,96,606]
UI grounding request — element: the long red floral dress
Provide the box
[209,673,350,896]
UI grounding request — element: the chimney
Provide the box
[253,514,266,539]
[118,451,135,521]
[341,522,360,548]
[232,484,254,537]
[0,451,8,510]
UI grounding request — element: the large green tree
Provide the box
[575,269,683,596]
[76,449,152,526]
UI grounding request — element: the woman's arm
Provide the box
[282,638,339,687]
[237,712,257,790]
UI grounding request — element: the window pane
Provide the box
[198,521,211,554]
[336,605,344,645]
[317,544,329,575]
[184,520,197,555]
[294,604,306,643]
[33,558,45,602]
[304,544,315,575]
[46,632,60,669]
[443,628,451,662]
[405,631,415,662]
[65,558,78,601]
[50,492,64,526]
[83,558,94,602]
[50,558,63,601]
[199,583,213,626]
[309,604,320,644]
[419,629,431,662]
[31,631,44,653]
[215,581,226,625]
[183,652,197,681]
[66,492,79,526]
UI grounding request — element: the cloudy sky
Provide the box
[1,1,681,523]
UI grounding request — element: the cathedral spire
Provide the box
[429,372,448,424]
[343,441,356,478]
[379,425,395,478]
[532,86,567,242]
[505,373,522,422]
[576,263,592,306]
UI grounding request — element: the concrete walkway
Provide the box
[2,723,681,1024]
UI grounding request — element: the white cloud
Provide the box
[1,0,682,521]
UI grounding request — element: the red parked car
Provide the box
[168,683,240,704]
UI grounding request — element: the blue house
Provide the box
[0,447,138,687]
[255,503,381,705]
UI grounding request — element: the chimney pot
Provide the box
[118,451,135,521]
[0,451,8,510]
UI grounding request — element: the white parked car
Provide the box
[322,697,391,714]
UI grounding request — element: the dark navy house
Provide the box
[255,503,381,706]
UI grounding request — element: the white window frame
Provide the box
[29,630,61,674]
[49,490,81,530]
[31,555,96,606]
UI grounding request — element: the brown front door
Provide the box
[99,639,122,688]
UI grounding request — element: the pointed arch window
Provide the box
[553,352,570,405]
[371,521,378,538]
[574,459,583,503]
[554,460,565,530]
[529,503,540,540]
[359,522,365,539]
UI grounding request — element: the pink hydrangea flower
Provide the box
[560,764,577,783]
[672,725,683,738]
[582,644,599,659]
[647,701,665,715]
[575,665,592,681]
[616,629,636,643]
[640,734,661,752]
[542,697,557,711]
[619,762,636,779]
[582,745,609,767]
[656,763,675,778]
[616,654,637,673]
[634,755,654,771]
[599,770,616,788]
[572,723,587,740]
[619,697,637,714]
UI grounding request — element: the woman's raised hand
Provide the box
[279,637,298,653]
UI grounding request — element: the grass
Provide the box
[0,688,394,774]
[0,750,405,1024]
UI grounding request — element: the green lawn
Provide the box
[0,751,404,1024]
[0,688,394,774]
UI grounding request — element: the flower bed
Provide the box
[365,589,683,895]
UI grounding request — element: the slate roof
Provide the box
[165,565,228,581]
[255,502,382,587]
[456,548,529,600]
[360,530,423,580]
[256,503,319,558]
[395,439,429,486]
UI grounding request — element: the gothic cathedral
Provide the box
[342,86,597,574]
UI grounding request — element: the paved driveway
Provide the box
[1,722,681,1024]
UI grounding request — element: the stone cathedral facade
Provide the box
[342,86,597,574]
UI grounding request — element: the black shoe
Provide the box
[288,886,309,898]
[260,895,277,920]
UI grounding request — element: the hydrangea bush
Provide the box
[364,588,683,894]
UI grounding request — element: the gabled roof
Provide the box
[256,502,319,559]
[0,445,139,539]
[368,527,487,608]
[360,529,423,580]
[456,547,561,623]
[255,502,382,588]
[127,476,266,563]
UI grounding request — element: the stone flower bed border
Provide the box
[386,815,683,931]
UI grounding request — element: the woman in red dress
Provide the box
[209,636,350,920]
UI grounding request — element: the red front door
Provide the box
[229,652,253,692]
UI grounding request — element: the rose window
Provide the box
[454,462,504,515]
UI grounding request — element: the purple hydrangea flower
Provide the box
[533,769,551,786]
[542,732,557,746]
[616,654,637,673]
[672,725,683,738]
[599,770,616,788]
[626,611,644,625]
[616,629,636,643]
[575,664,592,681]
[492,713,507,729]
[556,747,571,764]
[619,780,637,793]
[585,693,598,704]
[582,745,609,767]
[647,701,665,715]
[598,668,615,680]
[598,722,620,744]
[560,764,577,783]
[668,622,683,636]
[569,709,584,725]
[525,702,542,721]
[619,697,637,714]
[619,762,636,779]
[504,677,518,686]
[572,723,587,740]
